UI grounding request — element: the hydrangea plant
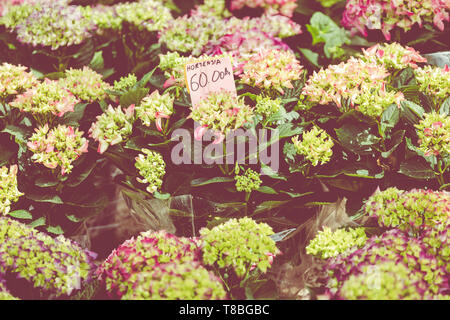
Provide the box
[135,90,174,131]
[10,78,79,123]
[415,112,450,158]
[96,230,201,298]
[27,124,89,175]
[414,65,450,108]
[0,165,23,215]
[199,217,280,277]
[342,0,450,41]
[306,227,367,259]
[364,188,449,235]
[292,126,334,166]
[88,104,135,154]
[190,90,253,143]
[230,0,298,17]
[325,229,448,299]
[121,262,227,300]
[235,168,262,193]
[302,57,403,117]
[0,62,37,100]
[61,67,111,103]
[361,42,427,71]
[113,74,137,92]
[134,148,166,194]
[240,49,303,95]
[0,216,97,297]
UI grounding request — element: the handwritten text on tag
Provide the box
[184,56,237,107]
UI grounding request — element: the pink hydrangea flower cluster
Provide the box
[96,230,201,299]
[27,124,89,175]
[302,57,404,117]
[240,49,303,95]
[361,42,427,70]
[10,78,79,123]
[342,0,450,41]
[230,0,298,17]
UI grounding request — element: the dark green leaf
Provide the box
[8,210,32,219]
[381,130,405,158]
[26,192,63,204]
[299,48,320,67]
[257,186,278,194]
[440,97,450,116]
[398,157,435,179]
[154,191,171,200]
[60,103,88,127]
[335,123,381,155]
[191,177,234,187]
[35,176,59,188]
[119,88,149,108]
[400,100,425,125]
[46,225,64,235]
[29,217,46,228]
[379,104,400,137]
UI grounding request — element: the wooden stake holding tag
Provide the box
[184,56,237,108]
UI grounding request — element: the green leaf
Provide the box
[261,162,287,181]
[279,191,313,198]
[400,100,425,125]
[335,123,381,155]
[66,157,102,187]
[29,217,46,228]
[257,186,278,194]
[46,225,64,235]
[381,130,405,158]
[119,88,149,108]
[65,214,81,223]
[43,72,65,80]
[254,200,290,215]
[306,12,350,59]
[26,192,63,204]
[60,102,88,127]
[379,104,400,137]
[398,157,436,179]
[191,177,234,187]
[299,48,320,68]
[35,176,59,188]
[440,96,450,116]
[8,210,32,219]
[154,190,171,200]
[134,67,157,89]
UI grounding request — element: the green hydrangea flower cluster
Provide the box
[302,57,404,117]
[135,90,174,130]
[338,261,428,300]
[190,90,253,139]
[325,229,448,299]
[158,51,191,88]
[158,11,223,56]
[113,74,137,92]
[27,124,89,175]
[7,2,95,50]
[87,4,123,32]
[88,104,135,154]
[292,126,334,166]
[0,165,23,216]
[61,67,111,102]
[121,262,227,300]
[414,65,450,107]
[364,188,449,235]
[134,148,166,194]
[415,112,450,158]
[96,230,201,298]
[10,78,79,122]
[230,0,297,17]
[114,0,172,32]
[0,63,37,100]
[240,49,303,95]
[361,42,427,70]
[158,10,301,56]
[199,217,280,277]
[235,168,262,193]
[254,95,282,121]
[193,0,231,17]
[0,216,97,297]
[306,227,367,259]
